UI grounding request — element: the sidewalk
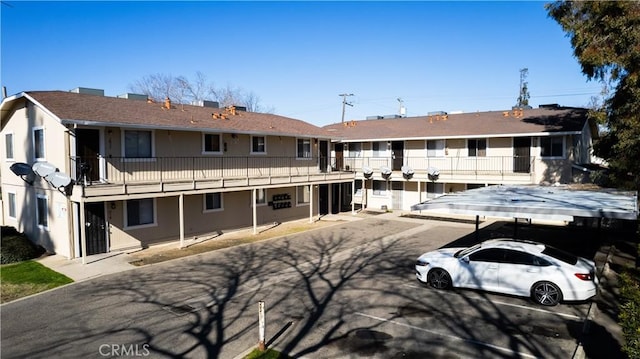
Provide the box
[36,251,137,282]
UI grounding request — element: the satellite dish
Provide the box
[401,165,414,179]
[10,162,36,185]
[32,162,57,178]
[427,167,440,181]
[380,166,392,179]
[46,172,72,188]
[362,166,373,178]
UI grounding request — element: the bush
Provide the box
[0,228,45,264]
[619,253,640,359]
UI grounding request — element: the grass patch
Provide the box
[245,348,292,359]
[1,260,73,303]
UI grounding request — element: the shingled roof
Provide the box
[323,107,590,141]
[18,91,329,138]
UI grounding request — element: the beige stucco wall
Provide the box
[1,100,73,257]
[107,186,319,249]
[487,137,513,157]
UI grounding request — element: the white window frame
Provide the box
[426,182,444,199]
[467,138,487,157]
[426,139,445,157]
[348,142,362,157]
[251,135,267,155]
[7,191,17,219]
[203,192,223,212]
[372,180,387,196]
[33,127,45,161]
[296,185,310,206]
[122,129,155,161]
[540,136,565,159]
[254,188,267,206]
[372,141,388,158]
[5,132,14,161]
[36,193,48,230]
[124,198,157,229]
[296,138,312,159]
[202,133,222,154]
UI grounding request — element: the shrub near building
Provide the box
[1,226,45,264]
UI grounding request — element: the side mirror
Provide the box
[461,256,470,264]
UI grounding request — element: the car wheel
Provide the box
[532,281,562,306]
[427,268,452,290]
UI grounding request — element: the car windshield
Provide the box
[541,245,578,265]
[454,243,482,258]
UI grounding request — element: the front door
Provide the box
[392,182,403,210]
[334,143,344,171]
[319,184,329,215]
[391,141,404,171]
[84,202,107,255]
[75,129,101,183]
[513,137,531,173]
[319,140,329,173]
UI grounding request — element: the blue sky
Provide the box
[1,1,601,126]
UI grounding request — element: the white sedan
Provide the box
[415,239,598,306]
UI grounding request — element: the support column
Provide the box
[80,201,87,265]
[309,184,314,223]
[417,181,421,213]
[351,180,355,214]
[252,188,258,234]
[179,193,185,248]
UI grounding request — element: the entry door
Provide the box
[392,182,403,210]
[513,137,531,173]
[391,141,404,171]
[75,129,101,182]
[84,203,107,255]
[334,143,344,171]
[319,140,329,173]
[319,184,329,215]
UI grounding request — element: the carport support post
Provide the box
[252,188,258,235]
[80,201,87,265]
[309,184,314,223]
[351,179,355,214]
[258,301,266,351]
[179,194,185,248]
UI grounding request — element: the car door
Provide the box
[457,248,504,291]
[498,249,552,297]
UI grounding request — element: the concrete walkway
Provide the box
[36,251,137,282]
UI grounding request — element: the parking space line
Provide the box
[355,312,539,359]
[403,283,583,320]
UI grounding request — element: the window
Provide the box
[372,141,387,157]
[5,133,14,160]
[540,136,564,158]
[36,194,48,229]
[348,143,362,157]
[468,248,506,263]
[124,130,153,158]
[126,198,156,227]
[204,193,223,211]
[426,140,445,157]
[297,138,312,158]
[468,139,486,157]
[354,180,363,196]
[373,180,387,196]
[504,250,552,266]
[7,192,16,219]
[426,182,444,199]
[251,136,266,154]
[33,127,45,160]
[255,188,266,205]
[203,133,222,153]
[297,186,310,205]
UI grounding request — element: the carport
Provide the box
[411,185,638,239]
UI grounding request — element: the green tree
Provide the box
[547,1,640,191]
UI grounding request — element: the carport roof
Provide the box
[410,185,638,221]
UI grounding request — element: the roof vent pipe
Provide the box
[164,97,171,110]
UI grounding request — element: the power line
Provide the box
[339,93,354,123]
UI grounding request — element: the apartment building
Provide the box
[324,106,597,212]
[0,88,353,259]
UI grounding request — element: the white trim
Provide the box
[4,131,14,161]
[203,192,224,212]
[340,131,582,143]
[202,132,223,155]
[250,135,267,155]
[6,190,17,220]
[124,198,158,229]
[35,193,49,230]
[254,188,267,206]
[121,129,155,159]
[32,126,46,161]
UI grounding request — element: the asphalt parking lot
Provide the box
[1,213,632,359]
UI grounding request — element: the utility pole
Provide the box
[339,93,354,123]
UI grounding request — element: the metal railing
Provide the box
[71,156,340,185]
